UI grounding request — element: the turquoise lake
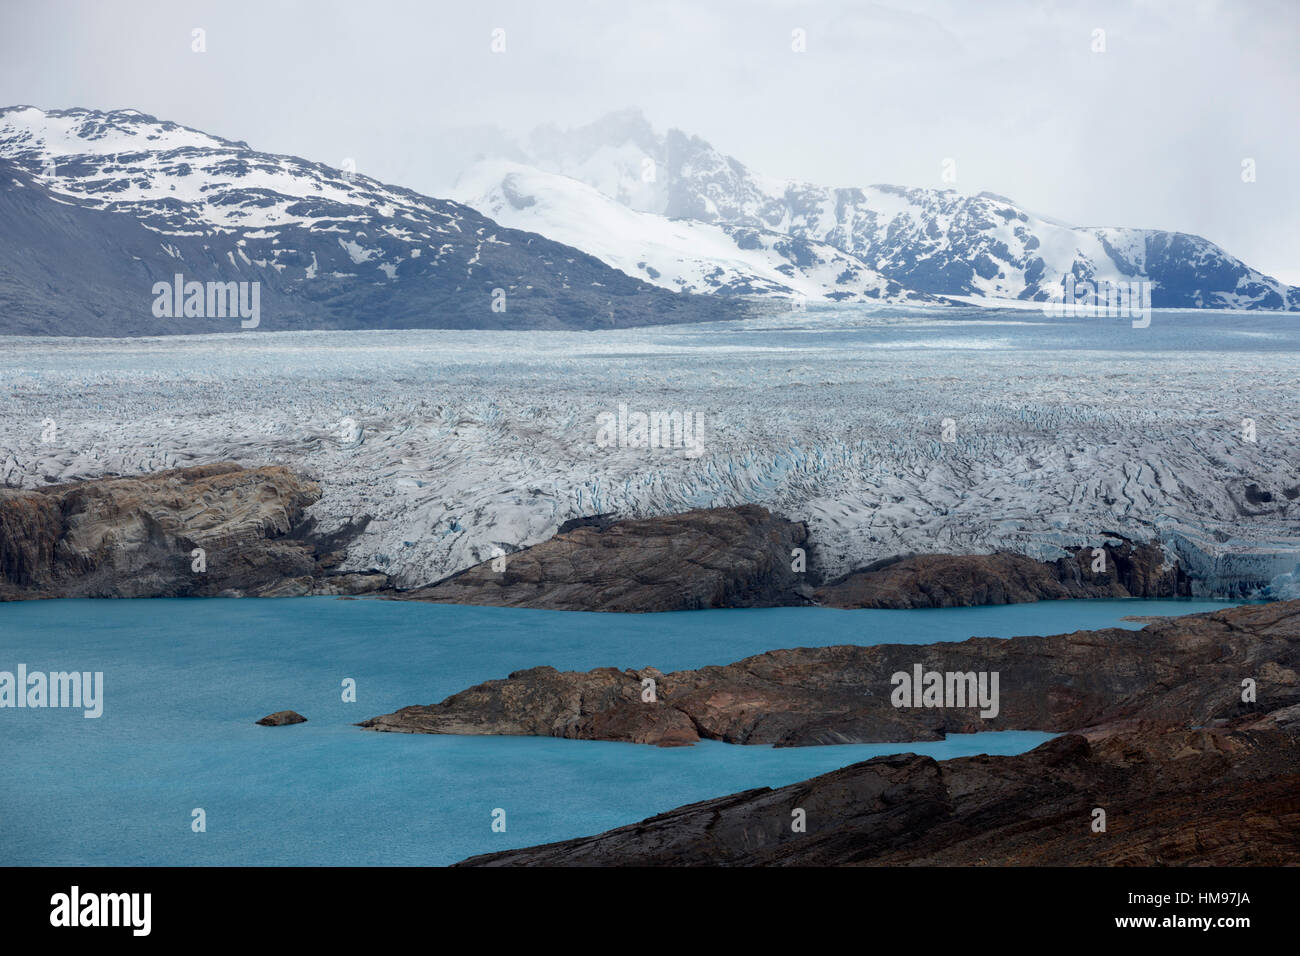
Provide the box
[0,596,1240,865]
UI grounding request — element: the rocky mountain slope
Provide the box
[460,109,1300,310]
[0,106,752,335]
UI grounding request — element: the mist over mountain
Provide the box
[453,159,937,303]
[454,109,1300,311]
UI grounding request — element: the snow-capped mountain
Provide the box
[473,109,1300,311]
[0,106,748,335]
[453,160,935,303]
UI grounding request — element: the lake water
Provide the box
[0,596,1239,865]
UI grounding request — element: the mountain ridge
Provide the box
[0,105,755,336]
[1,104,1294,340]
[457,108,1299,311]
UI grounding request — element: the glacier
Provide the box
[2,305,1296,598]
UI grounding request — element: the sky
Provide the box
[1,0,1297,282]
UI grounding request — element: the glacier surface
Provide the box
[1,305,1297,596]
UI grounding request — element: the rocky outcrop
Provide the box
[455,714,1300,866]
[0,477,1205,608]
[361,600,1300,746]
[391,506,1189,612]
[813,539,1188,608]
[400,505,814,612]
[256,710,307,726]
[357,598,1300,866]
[0,463,387,599]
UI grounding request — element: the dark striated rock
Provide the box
[400,505,814,612]
[0,463,388,599]
[814,538,1188,609]
[361,600,1300,746]
[455,716,1300,866]
[256,710,307,726]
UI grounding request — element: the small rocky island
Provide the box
[256,710,307,726]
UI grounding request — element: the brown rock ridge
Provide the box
[814,540,1188,608]
[360,599,1300,746]
[399,505,815,612]
[455,713,1300,866]
[256,710,307,726]
[0,463,387,599]
[393,506,1186,612]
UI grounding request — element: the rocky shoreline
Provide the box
[395,505,815,611]
[454,713,1300,866]
[5,465,1296,866]
[432,601,1300,865]
[360,600,1300,746]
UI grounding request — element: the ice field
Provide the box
[2,305,1298,595]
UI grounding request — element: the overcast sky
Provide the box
[2,0,1297,282]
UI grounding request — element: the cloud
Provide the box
[0,0,1294,280]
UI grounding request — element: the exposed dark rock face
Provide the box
[401,505,814,612]
[392,506,1189,612]
[814,539,1188,608]
[360,600,1300,747]
[0,463,387,599]
[455,714,1300,866]
[256,710,307,726]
